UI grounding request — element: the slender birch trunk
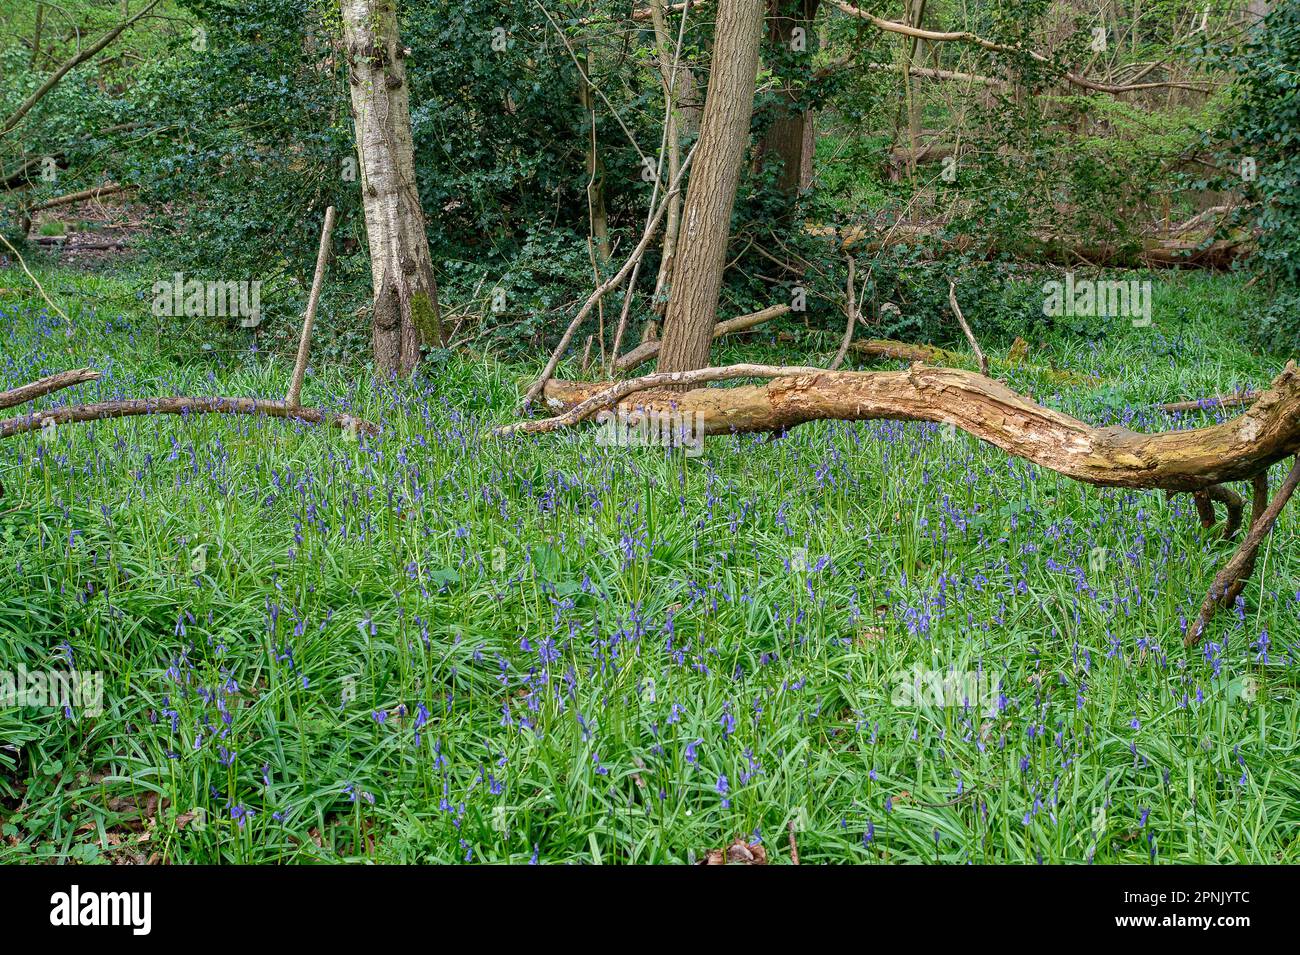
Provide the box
[341,0,443,378]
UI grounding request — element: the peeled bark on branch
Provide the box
[523,361,1300,493]
[505,361,1300,645]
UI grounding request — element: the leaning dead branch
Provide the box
[614,304,789,373]
[521,146,696,410]
[947,279,988,376]
[1185,457,1300,647]
[287,206,337,408]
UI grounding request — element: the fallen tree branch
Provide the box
[518,361,1300,492]
[810,222,1250,270]
[0,368,100,411]
[24,183,132,213]
[614,303,789,373]
[511,361,1300,646]
[0,396,377,440]
[853,338,956,363]
[852,337,1100,386]
[834,3,1214,96]
[1159,392,1259,414]
[1185,457,1300,647]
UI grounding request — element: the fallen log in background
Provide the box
[852,337,1100,385]
[615,304,789,373]
[1160,392,1259,414]
[811,223,1250,270]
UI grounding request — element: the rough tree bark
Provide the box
[754,0,821,196]
[341,0,444,378]
[655,0,766,376]
[649,0,686,312]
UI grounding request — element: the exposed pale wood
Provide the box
[947,280,987,376]
[522,361,1300,492]
[287,206,337,408]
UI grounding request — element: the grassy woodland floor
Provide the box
[1,264,1297,864]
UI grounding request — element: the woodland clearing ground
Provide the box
[0,264,1296,864]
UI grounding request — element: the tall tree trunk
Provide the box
[579,48,610,263]
[656,0,765,376]
[649,0,685,312]
[755,0,820,196]
[341,0,443,378]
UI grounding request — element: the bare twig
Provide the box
[614,303,788,373]
[0,231,72,325]
[521,146,696,410]
[1,0,162,137]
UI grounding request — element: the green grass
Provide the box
[0,263,1297,864]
